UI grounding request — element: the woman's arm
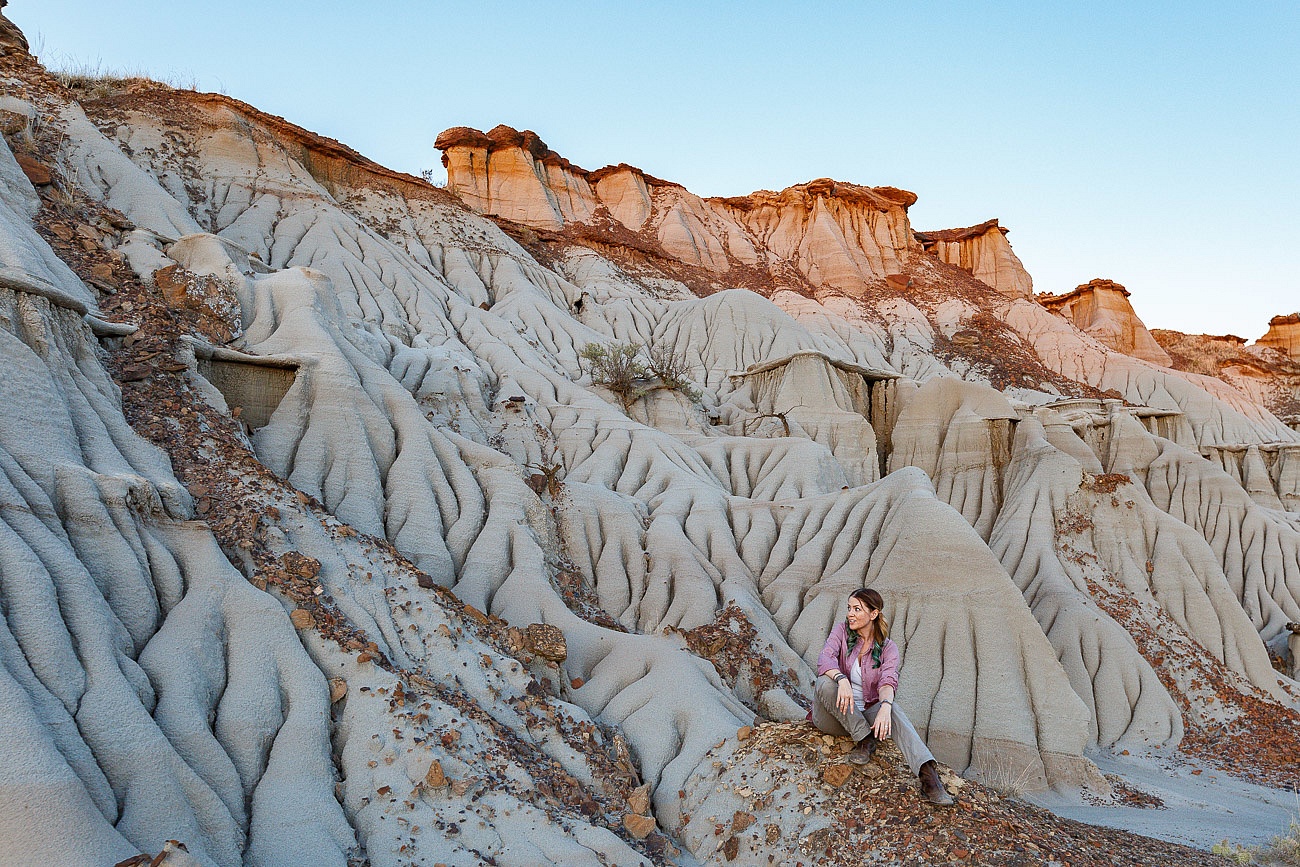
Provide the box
[816,622,855,714]
[872,641,900,738]
[873,683,894,738]
[815,621,846,677]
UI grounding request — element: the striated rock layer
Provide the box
[915,218,1033,299]
[1038,278,1172,367]
[1,18,1298,866]
[1258,312,1300,361]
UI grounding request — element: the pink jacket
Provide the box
[816,620,899,705]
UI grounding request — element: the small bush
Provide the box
[580,340,702,412]
[646,344,701,403]
[1211,840,1253,864]
[972,748,1037,800]
[580,342,649,410]
[1268,816,1300,865]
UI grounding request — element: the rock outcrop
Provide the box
[1153,326,1300,433]
[2,16,1299,866]
[915,218,1033,298]
[1258,312,1300,361]
[437,125,919,294]
[1037,278,1173,366]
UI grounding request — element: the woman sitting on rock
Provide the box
[813,587,953,806]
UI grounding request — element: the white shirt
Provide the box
[849,653,864,711]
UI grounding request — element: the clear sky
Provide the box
[11,1,1298,339]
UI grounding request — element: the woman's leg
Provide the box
[865,702,935,774]
[812,677,870,741]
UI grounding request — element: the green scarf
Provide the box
[844,623,883,669]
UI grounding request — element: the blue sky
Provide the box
[11,1,1298,338]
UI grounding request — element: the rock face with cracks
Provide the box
[1,21,1299,866]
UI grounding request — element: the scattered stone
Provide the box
[627,783,650,815]
[15,153,50,186]
[117,363,152,382]
[524,623,566,661]
[289,608,314,629]
[737,724,752,741]
[622,812,655,839]
[328,678,346,703]
[822,763,852,787]
[425,760,446,788]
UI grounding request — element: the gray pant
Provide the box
[812,677,935,775]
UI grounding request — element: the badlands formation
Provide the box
[1,13,1299,866]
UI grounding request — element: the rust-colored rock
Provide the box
[118,363,152,382]
[721,835,740,860]
[426,759,447,788]
[622,812,656,839]
[289,608,315,629]
[822,763,853,787]
[15,153,51,186]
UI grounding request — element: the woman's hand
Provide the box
[872,703,892,739]
[836,678,853,714]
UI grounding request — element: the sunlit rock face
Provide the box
[1,13,1299,865]
[1037,278,1173,366]
[1152,327,1300,434]
[915,218,1033,299]
[1258,312,1300,361]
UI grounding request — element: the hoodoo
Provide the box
[915,218,1034,299]
[1037,278,1173,366]
[1258,312,1300,361]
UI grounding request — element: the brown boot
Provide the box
[919,760,954,806]
[846,734,878,765]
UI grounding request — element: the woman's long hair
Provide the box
[848,587,889,646]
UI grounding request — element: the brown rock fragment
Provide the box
[622,812,656,839]
[426,759,447,788]
[627,782,651,815]
[822,762,852,787]
[736,724,752,741]
[731,810,755,833]
[289,608,314,629]
[328,678,347,703]
[15,153,50,186]
[524,623,566,661]
[118,363,152,382]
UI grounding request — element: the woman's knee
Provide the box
[814,676,839,705]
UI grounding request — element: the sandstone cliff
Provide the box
[1038,278,1173,366]
[1258,312,1300,361]
[915,218,1033,299]
[1,18,1298,867]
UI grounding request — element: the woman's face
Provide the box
[847,597,878,633]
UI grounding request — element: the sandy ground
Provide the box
[1039,750,1299,851]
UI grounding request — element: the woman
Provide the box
[813,588,954,806]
